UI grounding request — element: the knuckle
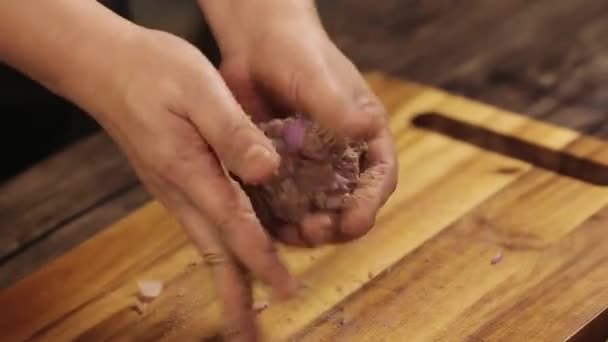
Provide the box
[254,237,279,262]
[215,199,278,259]
[202,251,229,267]
[287,70,303,105]
[358,97,388,129]
[155,155,194,188]
[307,71,344,107]
[323,77,346,100]
[155,155,182,182]
[153,142,211,186]
[224,120,256,155]
[227,119,254,140]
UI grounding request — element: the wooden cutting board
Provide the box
[2,73,607,342]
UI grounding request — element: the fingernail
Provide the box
[243,145,279,183]
[245,145,277,165]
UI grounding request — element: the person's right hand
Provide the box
[84,28,297,340]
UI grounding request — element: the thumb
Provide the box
[187,74,280,184]
[254,44,386,140]
[293,52,386,140]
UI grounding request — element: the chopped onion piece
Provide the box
[490,251,504,265]
[137,279,164,299]
[283,119,306,152]
[253,300,270,313]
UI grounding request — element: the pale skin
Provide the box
[0,0,397,340]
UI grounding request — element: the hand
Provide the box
[86,28,298,341]
[200,0,398,247]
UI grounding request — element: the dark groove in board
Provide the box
[411,112,608,185]
[567,307,608,342]
[376,129,605,236]
[0,181,141,267]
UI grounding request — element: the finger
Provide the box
[258,46,386,140]
[300,65,386,140]
[175,151,298,299]
[187,71,280,184]
[299,212,335,246]
[275,224,309,247]
[169,194,259,342]
[341,128,398,239]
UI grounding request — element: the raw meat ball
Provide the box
[241,115,367,233]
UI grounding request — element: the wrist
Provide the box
[198,0,322,55]
[0,1,140,120]
[46,12,142,122]
[56,25,142,121]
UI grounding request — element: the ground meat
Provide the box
[241,115,367,233]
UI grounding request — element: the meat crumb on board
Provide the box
[491,251,504,265]
[134,279,164,315]
[253,300,270,314]
[137,279,164,299]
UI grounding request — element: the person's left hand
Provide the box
[199,0,398,247]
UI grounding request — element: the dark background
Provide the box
[0,0,223,182]
[0,0,127,181]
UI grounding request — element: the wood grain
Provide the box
[0,133,147,278]
[1,73,606,341]
[299,134,608,342]
[0,185,149,289]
